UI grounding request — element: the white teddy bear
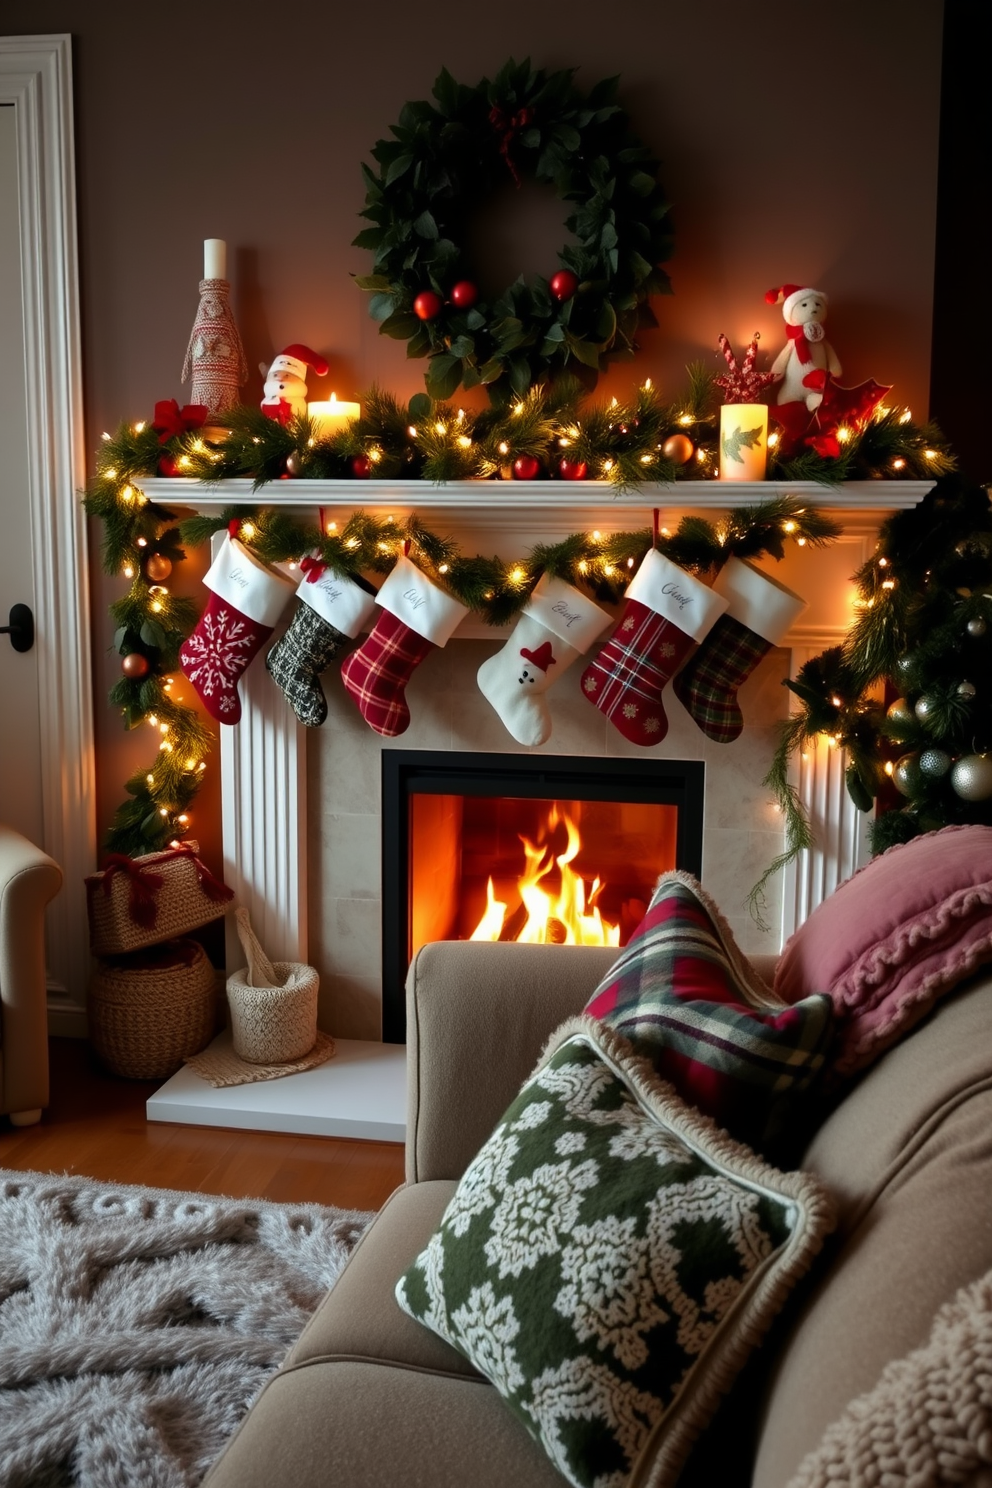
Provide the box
[765,284,842,411]
[260,343,329,425]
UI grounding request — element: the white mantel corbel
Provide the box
[141,477,934,964]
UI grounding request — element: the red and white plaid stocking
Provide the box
[580,548,728,746]
[179,526,295,725]
[340,554,468,736]
[673,557,807,742]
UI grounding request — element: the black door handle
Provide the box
[0,603,34,652]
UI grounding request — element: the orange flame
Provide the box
[469,803,620,947]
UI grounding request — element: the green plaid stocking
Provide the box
[673,613,771,743]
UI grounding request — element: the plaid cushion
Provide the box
[580,599,695,746]
[340,608,435,737]
[672,613,771,743]
[584,872,834,1148]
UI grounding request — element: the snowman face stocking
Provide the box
[265,562,378,728]
[340,554,468,737]
[580,548,728,746]
[478,577,610,746]
[179,530,295,725]
[672,556,807,742]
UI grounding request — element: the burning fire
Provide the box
[469,803,620,947]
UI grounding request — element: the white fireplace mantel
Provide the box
[135,477,934,974]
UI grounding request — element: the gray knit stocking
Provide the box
[265,601,348,727]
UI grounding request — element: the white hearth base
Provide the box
[146,1035,406,1143]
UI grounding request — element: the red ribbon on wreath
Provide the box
[488,104,533,186]
[300,553,327,584]
[100,844,233,929]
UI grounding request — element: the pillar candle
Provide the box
[718,403,768,481]
[204,238,227,280]
[308,394,361,439]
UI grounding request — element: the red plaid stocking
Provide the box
[673,557,806,742]
[580,549,728,746]
[179,526,295,725]
[340,554,467,737]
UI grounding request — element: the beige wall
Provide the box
[5,1,946,861]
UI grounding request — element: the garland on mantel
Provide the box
[83,375,953,857]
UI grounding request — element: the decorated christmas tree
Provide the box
[764,476,992,881]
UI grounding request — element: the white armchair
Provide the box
[0,824,63,1125]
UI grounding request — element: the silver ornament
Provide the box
[918,748,952,777]
[886,697,914,733]
[957,680,977,699]
[950,753,992,801]
[895,654,917,677]
[285,452,301,476]
[914,694,938,723]
[967,616,987,637]
[893,753,922,797]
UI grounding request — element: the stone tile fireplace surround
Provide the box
[147,477,931,1044]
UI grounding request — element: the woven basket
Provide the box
[225,907,318,1064]
[88,939,219,1080]
[85,841,234,956]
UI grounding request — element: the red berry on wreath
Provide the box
[549,270,579,302]
[559,457,588,481]
[121,652,150,679]
[350,454,372,478]
[413,291,444,321]
[450,280,479,309]
[512,454,542,481]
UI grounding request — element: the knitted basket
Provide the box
[225,908,318,1064]
[88,938,219,1080]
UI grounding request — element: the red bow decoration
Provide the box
[300,553,327,584]
[152,399,208,445]
[100,844,233,929]
[488,104,534,186]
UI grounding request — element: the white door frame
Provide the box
[1,33,95,1030]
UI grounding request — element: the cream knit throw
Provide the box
[788,1269,992,1487]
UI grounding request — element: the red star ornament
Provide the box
[714,333,776,404]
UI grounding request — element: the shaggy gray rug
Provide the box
[0,1168,373,1487]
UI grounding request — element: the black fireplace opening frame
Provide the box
[380,750,705,1043]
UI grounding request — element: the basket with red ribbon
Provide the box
[85,842,234,956]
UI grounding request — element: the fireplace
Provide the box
[380,750,705,1041]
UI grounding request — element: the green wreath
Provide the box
[353,59,674,405]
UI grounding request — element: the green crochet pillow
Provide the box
[396,1018,835,1488]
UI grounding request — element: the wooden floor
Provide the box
[0,1038,406,1213]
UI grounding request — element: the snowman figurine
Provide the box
[765,285,842,411]
[260,343,329,425]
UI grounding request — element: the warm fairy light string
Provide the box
[85,382,953,856]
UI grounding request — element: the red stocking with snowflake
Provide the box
[179,524,295,724]
[580,548,728,746]
[340,553,468,736]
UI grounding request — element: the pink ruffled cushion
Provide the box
[773,824,992,1075]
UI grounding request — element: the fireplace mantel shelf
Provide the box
[142,476,933,515]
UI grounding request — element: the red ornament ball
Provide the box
[549,270,579,302]
[450,280,479,309]
[413,290,444,321]
[512,454,542,481]
[559,458,588,481]
[157,455,180,477]
[121,652,150,679]
[145,553,173,581]
[662,434,695,466]
[350,454,372,479]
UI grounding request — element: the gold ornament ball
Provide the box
[662,434,694,465]
[950,753,992,801]
[285,453,301,476]
[145,553,172,581]
[885,697,915,738]
[892,753,922,797]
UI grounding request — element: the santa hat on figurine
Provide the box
[765,284,827,326]
[260,344,329,424]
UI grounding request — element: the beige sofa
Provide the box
[206,938,992,1488]
[0,823,62,1127]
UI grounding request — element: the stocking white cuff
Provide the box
[374,553,469,646]
[204,535,296,628]
[712,557,807,645]
[627,547,728,642]
[297,564,377,638]
[525,575,612,653]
